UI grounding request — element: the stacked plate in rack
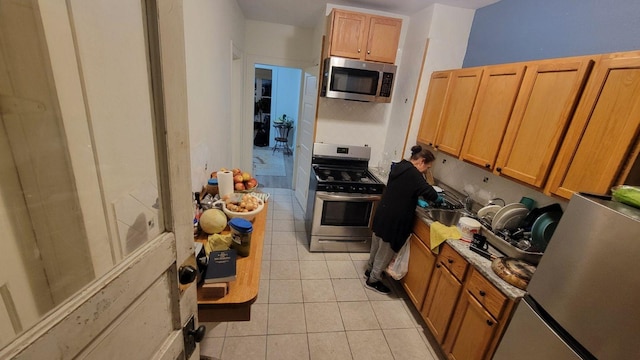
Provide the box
[492,203,529,231]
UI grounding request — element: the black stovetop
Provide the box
[312,165,384,194]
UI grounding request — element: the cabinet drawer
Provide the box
[439,243,468,281]
[413,217,431,248]
[466,269,507,319]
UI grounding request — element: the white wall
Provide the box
[401,4,476,159]
[432,152,566,210]
[183,0,245,191]
[378,5,435,164]
[271,67,302,147]
[255,65,302,147]
[242,20,315,171]
[183,3,316,190]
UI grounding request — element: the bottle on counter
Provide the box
[229,218,253,257]
[205,178,219,197]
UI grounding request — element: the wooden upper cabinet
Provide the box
[417,71,452,146]
[434,67,483,157]
[327,10,367,60]
[494,58,594,187]
[546,53,640,199]
[327,9,402,64]
[365,16,402,63]
[461,64,526,170]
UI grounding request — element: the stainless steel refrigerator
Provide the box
[494,193,640,360]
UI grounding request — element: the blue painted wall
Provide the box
[463,0,640,67]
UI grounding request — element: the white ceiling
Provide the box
[236,0,501,28]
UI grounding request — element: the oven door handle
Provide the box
[317,192,382,202]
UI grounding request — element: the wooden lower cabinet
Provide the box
[443,268,515,360]
[420,243,468,343]
[401,233,436,308]
[413,243,518,360]
[421,262,464,343]
[444,291,499,360]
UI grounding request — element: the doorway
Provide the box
[252,64,301,189]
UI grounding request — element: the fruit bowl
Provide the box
[217,193,264,221]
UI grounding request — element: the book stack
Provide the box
[201,249,237,299]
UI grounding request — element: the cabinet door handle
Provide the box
[367,50,371,54]
[436,264,441,268]
[486,319,494,326]
[428,142,433,146]
[447,259,453,264]
[479,290,486,297]
[358,48,361,53]
[496,167,502,172]
[485,163,490,168]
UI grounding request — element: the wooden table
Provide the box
[197,203,267,322]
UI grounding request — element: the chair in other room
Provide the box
[272,123,292,155]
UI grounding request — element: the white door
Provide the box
[0,1,199,359]
[294,71,318,209]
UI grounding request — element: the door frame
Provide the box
[243,56,313,184]
[0,0,197,358]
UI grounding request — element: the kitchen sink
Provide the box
[416,204,468,227]
[424,208,463,226]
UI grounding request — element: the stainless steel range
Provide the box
[305,143,385,252]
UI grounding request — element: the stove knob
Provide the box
[349,185,357,192]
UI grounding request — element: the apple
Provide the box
[235,182,245,191]
[245,178,258,189]
[210,171,218,179]
[233,174,244,183]
[232,168,242,176]
[242,172,251,181]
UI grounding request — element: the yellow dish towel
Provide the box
[429,222,461,254]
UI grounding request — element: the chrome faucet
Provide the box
[440,192,465,209]
[464,193,474,212]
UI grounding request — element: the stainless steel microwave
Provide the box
[320,57,397,103]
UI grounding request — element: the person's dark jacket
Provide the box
[371,159,438,252]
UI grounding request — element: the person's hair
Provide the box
[410,145,435,164]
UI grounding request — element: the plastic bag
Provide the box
[612,185,640,209]
[386,237,410,280]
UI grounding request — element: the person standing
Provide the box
[365,145,440,294]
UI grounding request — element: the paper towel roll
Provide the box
[217,170,234,198]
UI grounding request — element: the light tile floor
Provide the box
[200,188,445,360]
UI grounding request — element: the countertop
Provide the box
[196,202,267,322]
[445,239,527,300]
[416,213,527,300]
[369,166,389,185]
